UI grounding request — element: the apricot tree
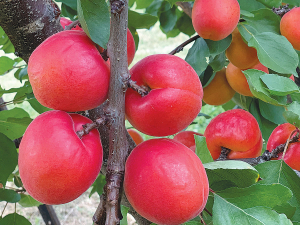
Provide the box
[1,0,300,225]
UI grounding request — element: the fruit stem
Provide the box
[127,79,151,97]
[272,4,291,17]
[64,20,80,30]
[216,146,231,160]
[76,117,106,139]
[169,35,200,55]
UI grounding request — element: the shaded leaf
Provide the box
[0,56,14,75]
[0,213,31,225]
[18,194,42,207]
[128,10,158,29]
[0,189,20,203]
[206,35,232,57]
[283,101,300,128]
[194,136,213,164]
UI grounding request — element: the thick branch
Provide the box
[0,0,63,63]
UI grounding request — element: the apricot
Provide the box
[204,109,263,160]
[124,138,209,225]
[226,62,269,97]
[28,30,110,112]
[192,0,240,41]
[173,130,203,151]
[267,123,300,170]
[225,28,259,69]
[280,7,300,51]
[125,54,203,137]
[18,111,103,204]
[127,129,144,145]
[203,68,236,105]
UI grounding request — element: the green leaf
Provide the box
[283,101,300,128]
[0,189,20,203]
[165,0,191,5]
[261,74,299,96]
[13,175,22,188]
[136,0,153,9]
[248,32,298,75]
[61,3,78,20]
[0,213,31,225]
[0,107,32,140]
[217,184,292,209]
[204,160,259,191]
[255,161,300,221]
[258,100,287,124]
[185,38,209,76]
[77,0,110,48]
[120,205,130,225]
[128,10,158,29]
[56,0,77,10]
[209,52,226,72]
[0,133,18,186]
[89,174,106,197]
[145,0,163,17]
[14,67,28,82]
[27,98,51,114]
[205,35,232,57]
[244,69,287,106]
[175,13,195,36]
[242,9,281,34]
[237,0,266,11]
[256,0,282,8]
[194,136,213,164]
[0,56,14,75]
[18,194,42,207]
[213,197,292,225]
[159,6,177,33]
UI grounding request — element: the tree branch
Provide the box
[176,2,193,18]
[169,35,200,55]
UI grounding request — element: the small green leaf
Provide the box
[136,0,153,9]
[159,6,177,33]
[283,101,300,128]
[0,213,31,225]
[194,136,213,164]
[260,74,299,96]
[258,100,287,124]
[77,0,110,48]
[0,189,21,203]
[0,56,14,75]
[128,10,158,29]
[27,98,51,114]
[0,133,18,186]
[89,174,106,197]
[0,107,32,140]
[56,0,77,10]
[61,3,78,20]
[205,35,232,57]
[204,160,259,191]
[175,13,195,36]
[120,205,130,225]
[18,194,42,207]
[209,52,226,72]
[185,38,209,76]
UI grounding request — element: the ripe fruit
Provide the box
[125,54,203,137]
[60,17,83,31]
[124,138,209,225]
[18,110,103,205]
[173,130,203,151]
[204,109,263,160]
[226,62,269,97]
[225,28,259,69]
[280,7,300,51]
[267,123,300,170]
[192,0,240,41]
[203,68,236,105]
[127,129,144,145]
[28,30,110,112]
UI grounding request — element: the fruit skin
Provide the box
[280,7,300,51]
[18,110,103,205]
[225,28,259,69]
[124,138,209,225]
[204,109,263,160]
[173,131,203,150]
[127,129,144,145]
[267,123,300,170]
[28,30,110,112]
[192,0,240,41]
[203,68,236,106]
[60,17,83,31]
[226,62,269,97]
[125,54,203,137]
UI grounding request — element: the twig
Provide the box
[272,4,291,17]
[76,117,107,139]
[176,2,192,18]
[199,213,207,225]
[169,35,200,55]
[127,79,151,97]
[64,20,80,30]
[216,147,231,161]
[204,208,212,217]
[1,202,8,217]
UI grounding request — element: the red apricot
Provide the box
[28,30,110,112]
[125,54,203,137]
[192,0,240,41]
[267,123,300,170]
[280,7,300,51]
[124,138,209,225]
[127,129,144,145]
[204,109,263,160]
[18,111,103,204]
[173,130,203,150]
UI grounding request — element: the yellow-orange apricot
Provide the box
[203,68,236,105]
[226,62,269,97]
[226,28,259,69]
